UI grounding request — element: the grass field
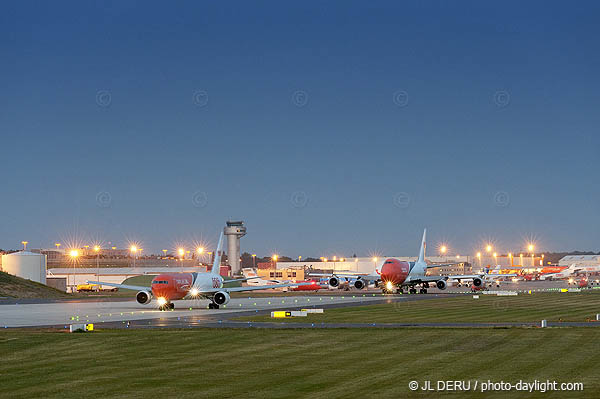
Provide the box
[0,271,69,299]
[237,291,600,324]
[0,328,596,398]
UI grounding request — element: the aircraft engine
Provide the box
[329,276,340,288]
[473,277,483,287]
[354,279,366,290]
[213,291,231,306]
[436,280,447,290]
[136,290,152,305]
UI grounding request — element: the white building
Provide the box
[559,255,600,267]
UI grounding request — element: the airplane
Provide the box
[315,229,511,294]
[542,264,600,280]
[88,233,308,310]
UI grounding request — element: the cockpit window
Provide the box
[384,261,394,264]
[152,280,168,284]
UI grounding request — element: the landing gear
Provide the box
[159,302,174,311]
[208,302,220,309]
[409,288,417,294]
[419,288,428,294]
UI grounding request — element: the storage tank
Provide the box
[1,251,47,284]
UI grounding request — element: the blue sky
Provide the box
[1,1,599,256]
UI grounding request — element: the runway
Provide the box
[0,280,584,329]
[0,293,427,328]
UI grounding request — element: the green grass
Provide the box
[237,291,600,324]
[0,271,69,299]
[0,328,596,398]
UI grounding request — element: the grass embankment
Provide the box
[237,291,600,324]
[0,271,69,299]
[0,328,596,398]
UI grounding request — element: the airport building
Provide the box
[559,255,600,267]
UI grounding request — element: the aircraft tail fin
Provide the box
[417,229,427,263]
[211,232,224,275]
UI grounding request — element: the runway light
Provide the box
[157,297,167,306]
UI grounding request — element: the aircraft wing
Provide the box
[86,280,149,291]
[222,276,262,284]
[311,272,380,282]
[425,263,461,269]
[203,282,311,293]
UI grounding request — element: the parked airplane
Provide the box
[541,264,600,280]
[316,229,510,294]
[89,233,307,310]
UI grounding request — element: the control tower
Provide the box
[224,221,247,275]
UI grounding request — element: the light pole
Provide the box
[94,246,100,291]
[252,254,256,268]
[55,243,61,251]
[178,248,185,262]
[162,249,168,258]
[130,246,138,268]
[69,249,79,292]
[197,247,204,266]
[21,241,28,251]
[476,252,482,271]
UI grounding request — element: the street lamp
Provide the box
[178,248,185,260]
[55,243,61,251]
[476,252,482,270]
[130,245,138,268]
[69,249,79,292]
[21,241,28,251]
[162,249,168,258]
[486,245,492,253]
[252,254,256,268]
[94,246,101,291]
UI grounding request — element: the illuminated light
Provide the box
[323,258,328,262]
[70,250,79,258]
[486,245,492,252]
[493,252,497,257]
[440,245,447,254]
[197,247,204,254]
[130,245,137,253]
[272,254,278,261]
[252,254,256,257]
[476,252,481,258]
[21,241,29,250]
[456,255,460,259]
[94,246,100,252]
[189,288,199,297]
[157,297,167,306]
[333,256,337,261]
[373,257,378,262]
[178,248,185,256]
[355,258,358,263]
[386,281,394,291]
[528,244,534,252]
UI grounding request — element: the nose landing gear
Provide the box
[159,302,175,311]
[208,303,220,309]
